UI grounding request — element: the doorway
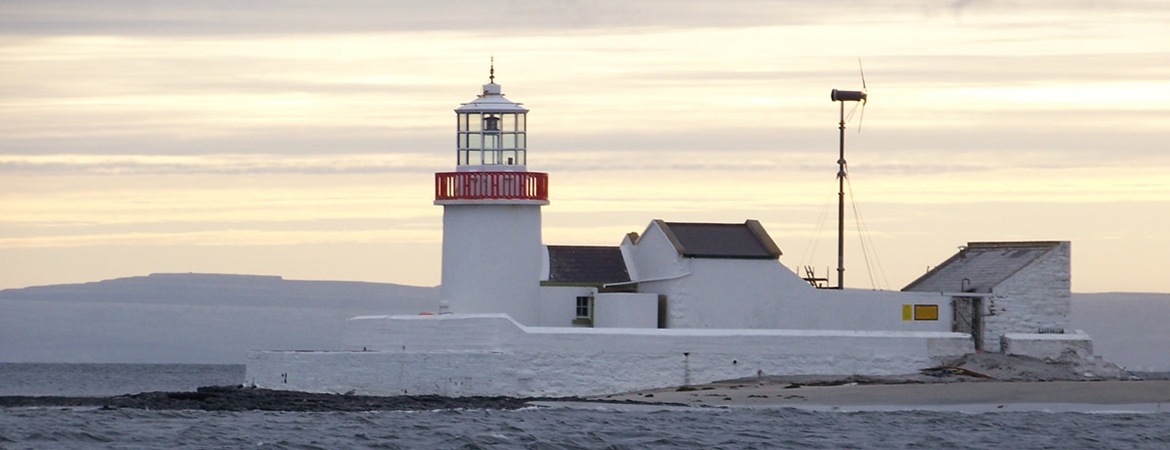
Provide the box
[952,296,983,351]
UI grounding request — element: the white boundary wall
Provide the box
[1002,331,1094,361]
[594,293,658,328]
[620,221,956,332]
[247,314,973,397]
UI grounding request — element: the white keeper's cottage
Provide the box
[246,74,1107,397]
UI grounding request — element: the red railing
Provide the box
[435,171,548,201]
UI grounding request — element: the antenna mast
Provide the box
[830,85,867,289]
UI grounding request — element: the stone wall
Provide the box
[254,314,975,397]
[1002,331,1093,361]
[984,242,1072,351]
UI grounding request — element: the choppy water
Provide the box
[0,363,244,397]
[2,364,1168,449]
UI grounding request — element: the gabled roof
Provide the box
[902,241,1063,293]
[655,220,782,260]
[546,245,631,286]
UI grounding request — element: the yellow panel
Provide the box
[902,304,912,321]
[914,304,939,321]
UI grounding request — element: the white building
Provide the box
[435,74,546,326]
[903,241,1074,352]
[246,75,1099,397]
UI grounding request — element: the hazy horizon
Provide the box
[3,271,1169,295]
[2,273,1168,371]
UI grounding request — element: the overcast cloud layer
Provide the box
[2,1,1073,35]
[2,1,1169,292]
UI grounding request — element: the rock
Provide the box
[0,385,548,411]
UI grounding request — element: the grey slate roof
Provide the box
[901,241,1062,293]
[657,220,782,260]
[546,245,631,285]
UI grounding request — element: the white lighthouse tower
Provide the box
[434,68,548,325]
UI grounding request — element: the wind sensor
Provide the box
[829,61,868,290]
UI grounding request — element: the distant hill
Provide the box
[1070,292,1170,372]
[2,274,1167,370]
[0,274,438,364]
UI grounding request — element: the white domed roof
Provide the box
[455,82,528,113]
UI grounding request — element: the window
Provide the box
[455,112,527,166]
[576,296,592,318]
[483,114,501,131]
[573,296,593,326]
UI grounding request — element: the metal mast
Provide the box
[830,88,866,289]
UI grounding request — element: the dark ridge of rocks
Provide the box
[0,385,553,412]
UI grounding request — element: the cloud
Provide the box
[0,153,445,175]
[0,228,441,249]
[6,0,1167,38]
[0,0,830,36]
[2,117,1165,176]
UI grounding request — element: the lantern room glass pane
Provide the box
[455,112,528,166]
[482,114,500,131]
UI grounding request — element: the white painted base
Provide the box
[247,314,974,397]
[1002,331,1094,361]
[440,203,543,325]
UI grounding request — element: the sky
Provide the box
[2,0,1169,293]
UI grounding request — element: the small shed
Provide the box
[903,241,1071,351]
[539,245,647,327]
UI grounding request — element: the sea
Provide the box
[1,364,1168,449]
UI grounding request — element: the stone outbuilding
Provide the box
[903,241,1072,351]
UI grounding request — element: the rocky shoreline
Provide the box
[2,354,1153,412]
[0,385,564,412]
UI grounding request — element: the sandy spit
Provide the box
[597,379,1170,408]
[590,353,1170,409]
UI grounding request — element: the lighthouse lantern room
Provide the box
[434,67,548,325]
[455,81,527,169]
